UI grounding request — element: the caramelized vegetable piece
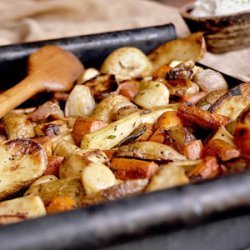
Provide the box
[116,141,186,161]
[102,179,148,200]
[234,123,250,158]
[148,32,206,71]
[44,156,64,176]
[2,113,35,139]
[47,196,76,214]
[183,140,203,160]
[210,83,250,120]
[73,117,107,146]
[146,164,189,192]
[152,64,171,79]
[155,111,183,130]
[0,196,46,221]
[203,139,240,161]
[30,101,64,121]
[84,74,118,101]
[188,156,221,182]
[177,103,230,130]
[149,130,166,144]
[0,139,47,200]
[196,90,227,111]
[237,105,250,124]
[118,79,140,100]
[182,91,207,104]
[110,158,159,180]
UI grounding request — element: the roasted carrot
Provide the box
[137,123,154,141]
[183,140,203,160]
[149,129,166,143]
[188,156,221,182]
[153,65,171,79]
[203,139,240,161]
[177,103,230,130]
[110,158,159,180]
[103,149,116,161]
[46,196,76,214]
[118,79,140,100]
[234,123,250,158]
[73,117,107,146]
[44,156,64,176]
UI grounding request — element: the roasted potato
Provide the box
[210,83,250,120]
[2,113,35,139]
[148,32,206,71]
[101,47,152,81]
[0,139,47,200]
[77,68,100,84]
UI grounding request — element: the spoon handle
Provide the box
[0,75,44,118]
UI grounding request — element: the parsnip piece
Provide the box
[92,94,137,123]
[116,141,186,161]
[146,165,189,192]
[101,47,152,81]
[0,139,47,200]
[65,85,95,117]
[0,196,46,219]
[30,175,58,187]
[81,112,141,150]
[134,80,169,109]
[2,113,35,139]
[81,162,116,195]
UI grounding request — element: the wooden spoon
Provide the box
[0,45,84,118]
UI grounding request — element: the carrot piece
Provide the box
[153,65,171,79]
[118,80,140,100]
[110,158,159,180]
[44,156,64,176]
[103,150,116,161]
[183,140,203,160]
[47,196,76,214]
[73,117,107,146]
[155,111,183,130]
[203,139,240,161]
[234,123,250,158]
[177,103,230,130]
[181,91,207,104]
[149,129,166,143]
[188,156,221,182]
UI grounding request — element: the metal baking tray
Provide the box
[0,24,249,250]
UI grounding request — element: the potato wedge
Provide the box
[210,83,250,120]
[65,85,96,117]
[148,32,206,71]
[146,164,189,192]
[101,47,152,81]
[0,139,47,200]
[115,141,186,161]
[81,112,141,150]
[2,113,35,139]
[196,90,228,111]
[134,80,170,109]
[0,196,46,220]
[81,162,116,195]
[77,68,100,84]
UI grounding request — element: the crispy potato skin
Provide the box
[177,103,230,130]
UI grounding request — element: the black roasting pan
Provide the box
[0,24,249,250]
